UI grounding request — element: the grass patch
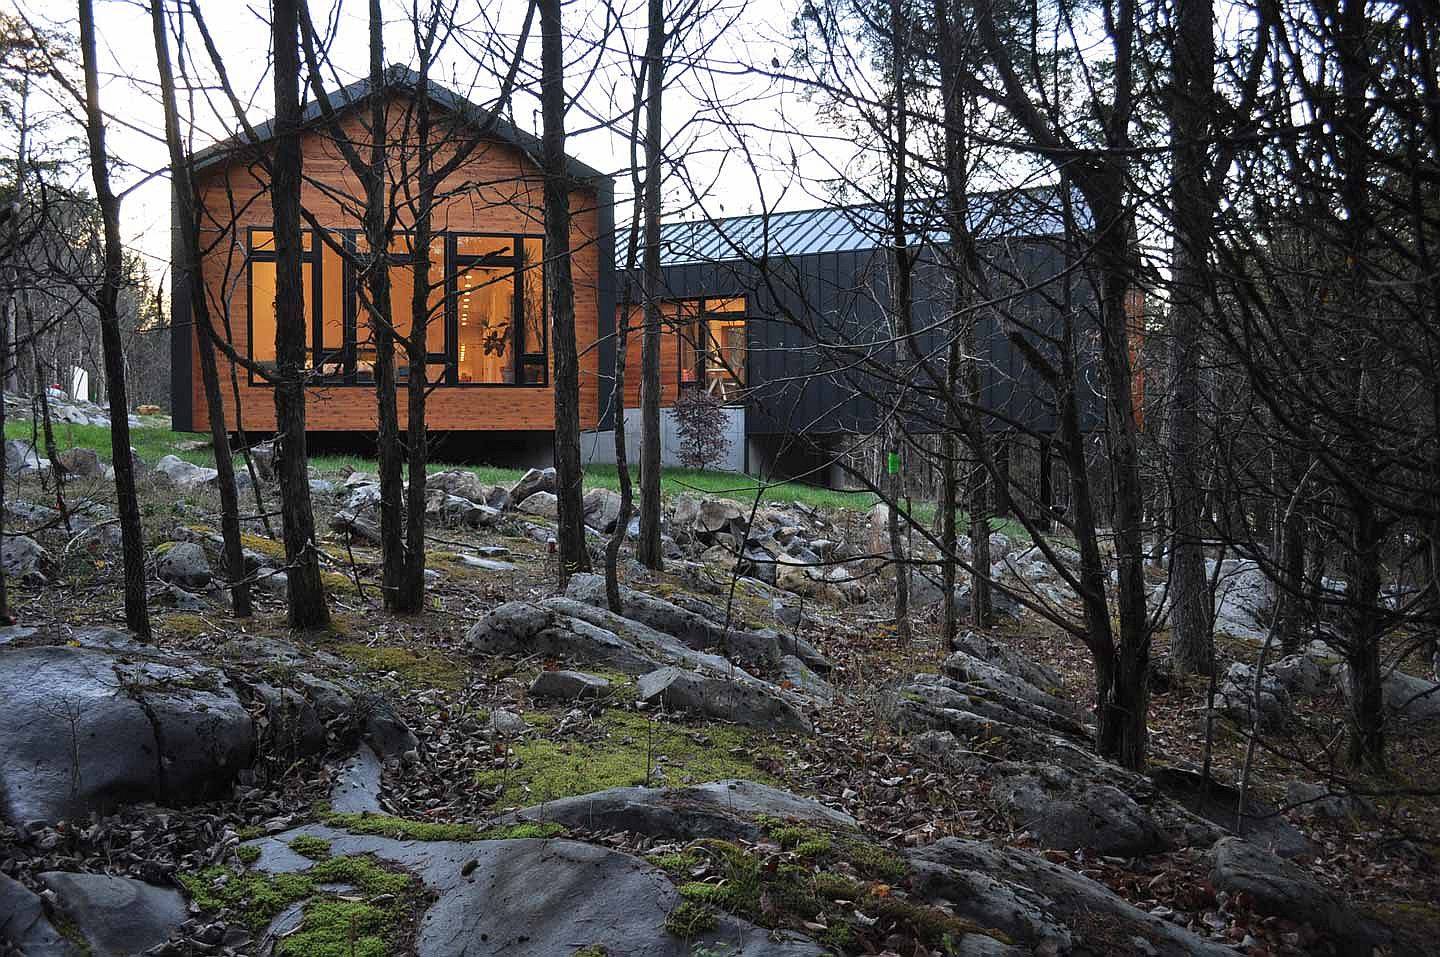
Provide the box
[473,708,777,806]
[333,644,465,690]
[179,853,424,957]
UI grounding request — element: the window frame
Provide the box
[674,296,747,400]
[243,225,548,389]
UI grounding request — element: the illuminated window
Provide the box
[673,296,746,401]
[246,229,545,387]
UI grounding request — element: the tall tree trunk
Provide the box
[886,0,912,646]
[151,0,252,617]
[635,0,666,571]
[270,0,329,630]
[539,0,591,581]
[78,0,150,639]
[361,3,406,613]
[1166,0,1215,675]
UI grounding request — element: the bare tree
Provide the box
[634,0,666,572]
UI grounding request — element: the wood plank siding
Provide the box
[178,91,610,436]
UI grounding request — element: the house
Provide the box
[587,193,1143,503]
[170,68,616,467]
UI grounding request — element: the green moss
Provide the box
[289,835,333,860]
[572,947,608,957]
[278,899,390,957]
[653,828,1002,954]
[236,845,261,864]
[321,812,481,842]
[160,613,211,637]
[664,900,719,938]
[236,825,266,841]
[334,644,465,690]
[474,708,777,805]
[239,532,288,561]
[475,821,567,840]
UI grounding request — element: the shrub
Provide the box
[672,387,732,471]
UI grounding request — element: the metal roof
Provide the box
[190,64,609,186]
[624,187,1074,267]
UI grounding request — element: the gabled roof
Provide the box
[191,64,608,186]
[627,187,1075,267]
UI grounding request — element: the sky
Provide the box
[4,0,860,288]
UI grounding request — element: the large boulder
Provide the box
[530,669,611,700]
[0,871,82,955]
[695,496,745,535]
[156,541,213,590]
[426,488,501,528]
[1210,837,1391,955]
[154,454,219,491]
[2,534,48,583]
[990,762,1171,857]
[637,666,811,733]
[243,825,824,957]
[39,872,188,957]
[950,630,1061,692]
[5,438,49,477]
[582,486,625,532]
[467,601,663,675]
[942,650,1081,722]
[517,490,559,519]
[1210,558,1275,641]
[909,838,1237,956]
[510,466,556,506]
[0,645,255,825]
[506,778,857,841]
[57,446,104,478]
[1215,661,1291,729]
[1151,766,1313,860]
[428,467,487,503]
[1337,664,1440,725]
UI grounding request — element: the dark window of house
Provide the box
[245,228,546,387]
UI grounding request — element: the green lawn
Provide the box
[5,419,1033,537]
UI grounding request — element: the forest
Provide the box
[0,0,1437,954]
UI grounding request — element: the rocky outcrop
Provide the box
[990,762,1171,857]
[154,454,219,491]
[510,466,556,507]
[942,650,1083,722]
[39,871,188,957]
[1210,837,1391,955]
[637,665,812,732]
[529,669,611,700]
[1337,665,1440,725]
[517,490,559,518]
[0,645,254,826]
[243,824,824,957]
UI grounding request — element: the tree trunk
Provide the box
[151,0,252,617]
[1166,0,1216,675]
[539,0,591,582]
[79,0,151,639]
[270,0,329,630]
[635,0,666,571]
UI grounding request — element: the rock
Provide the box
[1269,654,1324,696]
[488,709,530,736]
[309,478,335,495]
[1210,558,1275,641]
[891,673,1088,741]
[582,486,625,532]
[695,496,745,534]
[866,502,893,556]
[1337,665,1440,724]
[5,438,49,477]
[637,666,811,733]
[427,488,501,528]
[2,534,47,583]
[509,466,556,506]
[245,824,823,957]
[990,763,1171,857]
[429,468,487,503]
[1210,837,1390,955]
[530,669,611,700]
[343,483,383,511]
[507,779,858,841]
[331,746,385,814]
[154,454,219,490]
[257,568,288,596]
[156,541,212,590]
[57,446,104,477]
[779,655,834,703]
[1284,780,1375,822]
[468,602,662,675]
[1151,766,1314,860]
[517,490,559,518]
[0,644,255,825]
[452,554,517,572]
[909,838,1235,956]
[250,441,276,481]
[0,870,81,956]
[1216,661,1291,729]
[672,494,701,529]
[950,631,1061,692]
[343,470,376,488]
[942,650,1081,722]
[38,872,187,957]
[330,509,382,545]
[565,573,832,675]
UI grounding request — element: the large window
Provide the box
[676,296,746,402]
[246,227,547,387]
